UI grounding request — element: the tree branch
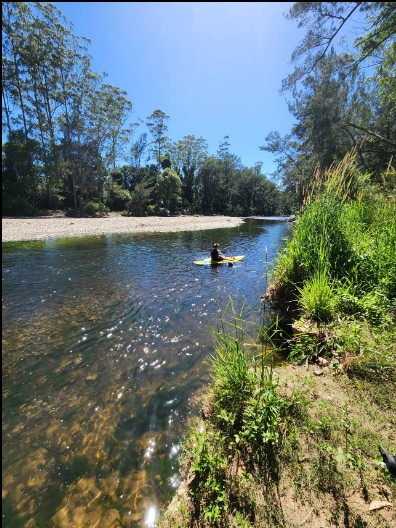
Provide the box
[309,3,363,72]
[342,120,396,148]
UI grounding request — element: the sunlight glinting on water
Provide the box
[2,220,291,526]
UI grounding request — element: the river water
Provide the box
[2,217,292,527]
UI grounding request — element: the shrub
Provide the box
[2,195,37,216]
[82,201,109,217]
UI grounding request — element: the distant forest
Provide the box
[2,2,395,217]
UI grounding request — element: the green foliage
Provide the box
[188,426,228,523]
[240,369,288,450]
[126,180,153,216]
[288,333,329,366]
[155,168,182,213]
[160,153,171,169]
[270,153,396,390]
[265,3,396,192]
[209,303,303,461]
[173,307,309,527]
[146,109,170,167]
[209,308,256,434]
[2,130,41,201]
[273,196,354,290]
[2,194,37,216]
[298,270,337,323]
[103,181,131,211]
[82,201,109,217]
[273,156,395,316]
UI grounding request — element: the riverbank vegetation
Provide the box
[157,152,395,527]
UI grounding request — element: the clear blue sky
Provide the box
[55,2,304,176]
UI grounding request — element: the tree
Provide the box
[146,109,170,168]
[127,180,153,216]
[131,132,148,167]
[196,157,224,214]
[283,2,396,88]
[2,129,41,207]
[262,2,396,197]
[95,84,132,170]
[155,168,182,213]
[171,135,208,208]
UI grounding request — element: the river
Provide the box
[2,217,292,527]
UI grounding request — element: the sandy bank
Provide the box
[2,214,245,242]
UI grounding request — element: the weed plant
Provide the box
[159,303,309,527]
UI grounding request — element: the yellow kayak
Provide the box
[194,255,245,265]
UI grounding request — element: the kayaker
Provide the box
[211,243,233,262]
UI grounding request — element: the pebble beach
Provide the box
[2,214,245,242]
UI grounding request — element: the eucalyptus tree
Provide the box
[146,109,170,168]
[262,2,396,197]
[2,1,137,211]
[286,1,396,170]
[131,132,149,167]
[196,157,224,214]
[2,1,47,205]
[60,74,133,208]
[94,83,133,170]
[2,2,35,140]
[283,2,396,90]
[9,2,78,206]
[2,1,99,208]
[171,134,208,208]
[215,136,244,214]
[70,80,118,205]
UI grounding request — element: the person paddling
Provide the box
[210,243,233,262]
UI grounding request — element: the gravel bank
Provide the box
[2,214,245,242]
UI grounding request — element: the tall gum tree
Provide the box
[261,1,396,198]
[146,109,170,168]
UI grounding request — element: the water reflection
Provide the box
[2,219,291,527]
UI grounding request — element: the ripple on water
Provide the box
[2,221,292,526]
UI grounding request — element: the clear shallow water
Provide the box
[2,218,292,527]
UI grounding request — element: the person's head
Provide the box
[213,243,219,248]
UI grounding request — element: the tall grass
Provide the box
[209,308,255,432]
[272,150,396,324]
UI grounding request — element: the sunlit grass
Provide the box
[158,151,396,528]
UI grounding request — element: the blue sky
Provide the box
[55,2,304,176]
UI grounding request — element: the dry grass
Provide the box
[158,363,396,528]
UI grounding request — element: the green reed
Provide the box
[272,152,395,322]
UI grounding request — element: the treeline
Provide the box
[1,2,287,217]
[261,2,396,203]
[2,3,395,218]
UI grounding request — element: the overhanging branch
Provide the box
[342,120,396,148]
